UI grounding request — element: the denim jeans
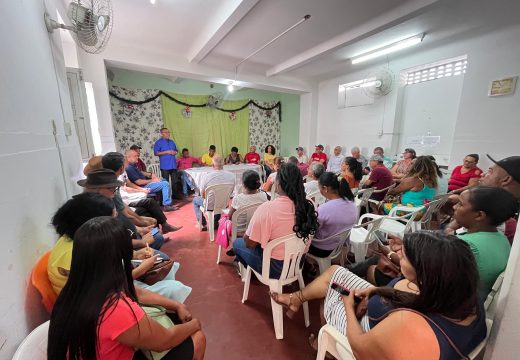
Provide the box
[181,171,194,195]
[233,238,284,279]
[144,179,172,206]
[192,196,206,225]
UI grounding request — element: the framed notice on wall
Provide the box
[489,76,517,97]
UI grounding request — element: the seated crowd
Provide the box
[37,126,519,359]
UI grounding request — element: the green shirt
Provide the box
[458,231,510,300]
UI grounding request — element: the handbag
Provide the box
[139,305,175,360]
[215,213,232,248]
[138,259,174,285]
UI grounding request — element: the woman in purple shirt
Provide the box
[309,172,358,257]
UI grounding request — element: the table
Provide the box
[185,164,263,195]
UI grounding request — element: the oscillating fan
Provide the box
[362,68,394,98]
[44,0,113,54]
[207,92,224,108]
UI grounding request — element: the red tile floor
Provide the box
[160,198,323,359]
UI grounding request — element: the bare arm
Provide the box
[117,314,201,352]
[450,177,480,194]
[388,177,416,195]
[227,207,237,219]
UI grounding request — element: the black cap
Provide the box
[487,155,520,183]
[130,144,142,150]
[77,169,123,188]
[209,145,216,150]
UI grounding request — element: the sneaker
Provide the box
[226,248,235,257]
[161,205,179,212]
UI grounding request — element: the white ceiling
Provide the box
[102,0,520,92]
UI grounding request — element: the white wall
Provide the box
[397,75,464,166]
[313,25,520,166]
[0,1,83,357]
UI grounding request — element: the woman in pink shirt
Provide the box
[232,163,319,278]
[48,217,206,360]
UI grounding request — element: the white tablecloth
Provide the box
[185,164,263,195]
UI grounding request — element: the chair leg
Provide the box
[316,329,328,360]
[241,266,252,303]
[207,211,214,241]
[216,245,221,264]
[297,273,310,328]
[268,280,284,339]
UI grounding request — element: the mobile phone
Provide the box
[331,282,361,303]
[150,227,160,236]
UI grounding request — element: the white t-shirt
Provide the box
[297,154,308,164]
[327,154,345,173]
[231,192,268,235]
[200,170,235,208]
[118,172,147,205]
[304,179,320,196]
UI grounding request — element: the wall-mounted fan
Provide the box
[45,0,113,54]
[207,92,224,108]
[362,68,394,98]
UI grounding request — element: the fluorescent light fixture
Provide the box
[351,34,424,65]
[150,0,156,4]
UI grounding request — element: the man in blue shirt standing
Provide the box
[154,127,181,199]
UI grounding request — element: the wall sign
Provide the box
[489,76,517,97]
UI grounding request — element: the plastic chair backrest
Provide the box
[204,183,235,214]
[270,181,278,200]
[484,271,505,320]
[419,196,450,225]
[261,233,308,280]
[307,190,326,207]
[320,229,351,259]
[31,251,57,314]
[388,206,423,233]
[230,202,263,241]
[12,320,49,360]
[147,163,161,178]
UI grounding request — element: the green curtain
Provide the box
[161,92,250,159]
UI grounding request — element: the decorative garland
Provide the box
[109,90,282,121]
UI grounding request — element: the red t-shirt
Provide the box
[448,166,482,191]
[177,156,200,170]
[311,152,327,166]
[244,152,261,164]
[98,295,145,360]
[368,166,394,201]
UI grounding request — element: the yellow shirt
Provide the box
[47,235,73,295]
[201,153,217,166]
[264,153,275,166]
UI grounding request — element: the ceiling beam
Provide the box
[187,0,260,64]
[265,0,438,77]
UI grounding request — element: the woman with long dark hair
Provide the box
[341,156,363,190]
[233,163,319,278]
[271,231,486,359]
[48,217,205,360]
[308,172,357,257]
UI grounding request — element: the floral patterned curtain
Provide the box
[248,101,281,155]
[109,86,163,167]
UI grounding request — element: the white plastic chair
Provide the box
[349,215,385,263]
[378,206,423,238]
[366,183,397,211]
[354,188,375,216]
[307,190,326,207]
[216,202,263,264]
[467,272,505,359]
[410,196,450,231]
[241,233,310,340]
[12,320,49,360]
[306,229,351,274]
[316,324,356,360]
[199,183,235,242]
[147,163,161,178]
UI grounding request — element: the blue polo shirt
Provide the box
[126,163,147,183]
[154,138,177,170]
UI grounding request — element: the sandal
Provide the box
[269,290,307,319]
